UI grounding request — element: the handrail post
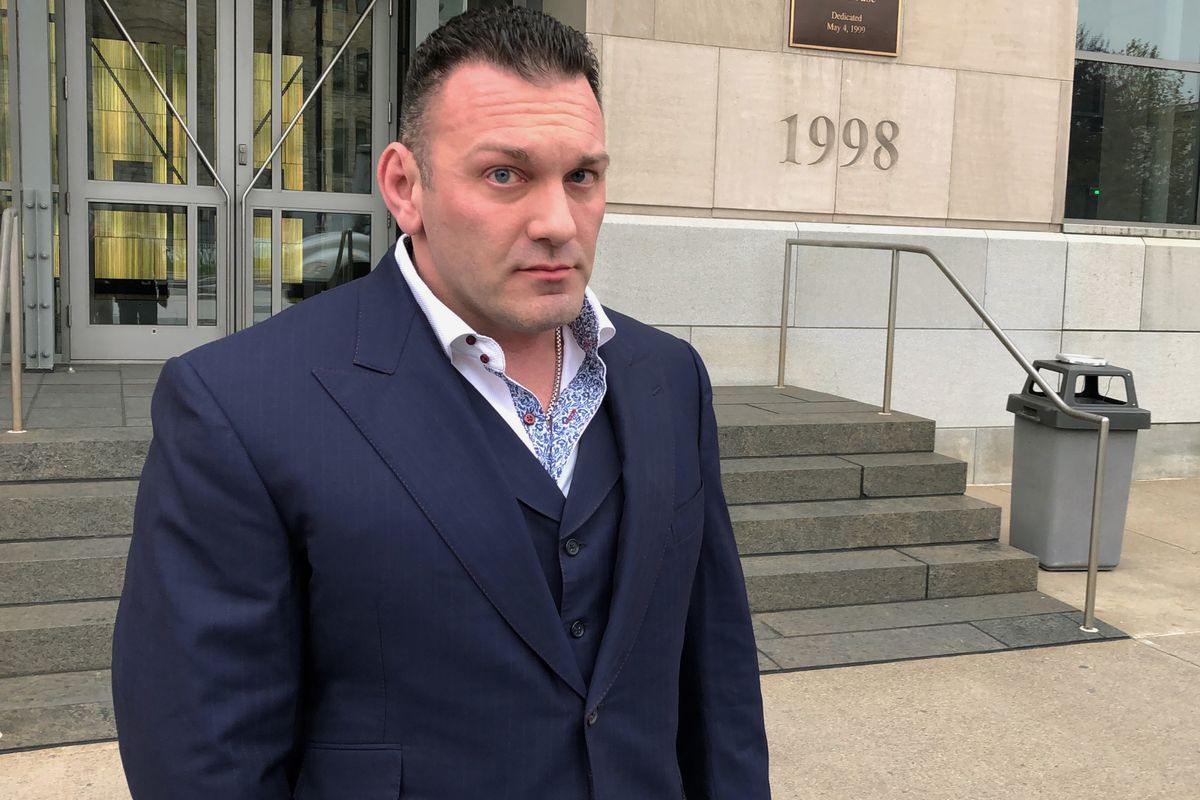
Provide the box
[1,208,24,433]
[776,243,793,388]
[0,209,10,321]
[881,249,900,415]
[1081,418,1110,631]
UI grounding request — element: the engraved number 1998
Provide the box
[781,115,900,171]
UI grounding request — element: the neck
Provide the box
[502,327,561,412]
[405,236,564,408]
[408,234,545,350]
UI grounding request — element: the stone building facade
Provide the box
[584,0,1199,482]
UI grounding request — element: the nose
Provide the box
[526,181,577,247]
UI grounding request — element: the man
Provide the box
[112,7,770,799]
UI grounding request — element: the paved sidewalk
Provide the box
[2,364,161,430]
[2,479,1196,799]
[764,478,1200,799]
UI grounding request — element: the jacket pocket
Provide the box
[670,482,705,548]
[293,744,403,800]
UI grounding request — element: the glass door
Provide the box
[64,0,234,361]
[235,0,392,327]
[64,0,394,360]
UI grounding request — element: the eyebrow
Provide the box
[469,144,532,163]
[468,144,610,169]
[577,152,611,169]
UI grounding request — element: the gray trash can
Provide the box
[1006,359,1151,570]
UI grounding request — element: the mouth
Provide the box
[519,264,575,280]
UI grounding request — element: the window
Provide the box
[1066,1,1200,226]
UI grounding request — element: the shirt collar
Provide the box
[393,235,615,361]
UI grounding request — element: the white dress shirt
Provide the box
[393,237,615,495]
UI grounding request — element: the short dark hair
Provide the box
[398,6,601,184]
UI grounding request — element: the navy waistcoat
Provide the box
[461,383,624,687]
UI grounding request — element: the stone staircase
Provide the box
[0,430,147,752]
[714,387,1037,616]
[0,384,1080,752]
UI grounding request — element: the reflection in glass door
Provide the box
[65,0,231,360]
[237,0,390,327]
[64,0,394,360]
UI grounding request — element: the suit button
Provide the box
[586,709,599,726]
[570,620,587,638]
[564,538,581,556]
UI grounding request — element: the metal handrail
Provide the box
[0,208,24,433]
[777,240,1110,633]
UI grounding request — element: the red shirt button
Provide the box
[522,412,536,426]
[465,335,477,346]
[479,354,490,364]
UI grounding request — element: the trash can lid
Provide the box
[1008,359,1151,430]
[1029,359,1134,381]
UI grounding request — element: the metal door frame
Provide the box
[62,0,396,361]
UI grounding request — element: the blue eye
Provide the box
[491,168,513,184]
[569,170,587,183]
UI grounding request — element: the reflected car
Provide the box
[248,229,373,306]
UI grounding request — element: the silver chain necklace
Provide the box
[549,326,564,414]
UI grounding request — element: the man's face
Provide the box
[379,62,608,340]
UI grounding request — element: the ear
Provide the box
[377,141,425,236]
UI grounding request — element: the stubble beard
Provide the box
[490,289,586,337]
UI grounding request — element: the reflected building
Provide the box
[1067,3,1200,226]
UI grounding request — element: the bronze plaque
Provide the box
[789,0,902,57]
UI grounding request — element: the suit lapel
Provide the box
[313,257,586,698]
[586,332,675,706]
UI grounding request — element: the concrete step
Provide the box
[0,480,139,541]
[899,542,1040,600]
[732,494,1001,554]
[0,537,130,605]
[720,456,861,504]
[714,388,935,458]
[0,428,151,482]
[0,669,115,752]
[840,452,967,497]
[0,600,117,679]
[741,541,1038,613]
[720,451,969,505]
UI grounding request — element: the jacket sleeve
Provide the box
[112,356,303,799]
[676,345,772,799]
